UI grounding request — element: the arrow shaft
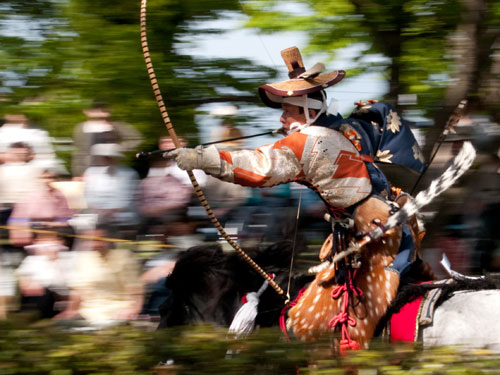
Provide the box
[137,129,281,159]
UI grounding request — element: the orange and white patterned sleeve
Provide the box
[217,132,308,188]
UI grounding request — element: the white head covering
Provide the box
[279,92,339,134]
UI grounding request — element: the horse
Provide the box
[287,141,478,352]
[159,142,487,352]
[157,240,313,329]
[422,289,500,350]
[285,197,500,353]
[157,237,500,352]
[383,276,500,350]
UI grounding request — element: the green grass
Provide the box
[1,318,499,375]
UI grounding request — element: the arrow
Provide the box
[136,128,284,159]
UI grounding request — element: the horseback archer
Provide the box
[166,46,437,350]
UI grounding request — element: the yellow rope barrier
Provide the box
[0,225,178,249]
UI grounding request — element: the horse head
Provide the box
[158,241,312,329]
[158,243,242,327]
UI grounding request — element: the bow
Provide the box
[139,0,284,296]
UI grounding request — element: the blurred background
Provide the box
[0,0,499,361]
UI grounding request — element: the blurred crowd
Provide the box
[0,104,499,326]
[0,105,319,326]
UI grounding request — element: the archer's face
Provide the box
[280,103,306,133]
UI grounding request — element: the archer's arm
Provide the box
[217,132,306,187]
[168,132,306,188]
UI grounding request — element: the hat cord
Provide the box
[289,92,327,134]
[305,91,328,124]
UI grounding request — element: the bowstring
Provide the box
[236,0,279,71]
[237,0,300,305]
[286,190,302,304]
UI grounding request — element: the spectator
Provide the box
[56,224,144,327]
[0,261,17,320]
[137,137,192,237]
[8,168,74,247]
[208,105,239,145]
[72,105,143,177]
[471,147,500,273]
[83,143,140,233]
[0,141,43,318]
[0,114,64,172]
[0,142,41,226]
[15,229,74,319]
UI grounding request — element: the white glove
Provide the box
[166,145,221,175]
[166,148,197,170]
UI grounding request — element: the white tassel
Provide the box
[228,275,274,336]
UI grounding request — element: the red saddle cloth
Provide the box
[389,295,424,342]
[390,280,434,342]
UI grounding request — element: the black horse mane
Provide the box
[386,275,500,317]
[159,240,313,328]
[165,240,303,295]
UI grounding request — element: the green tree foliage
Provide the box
[2,0,499,165]
[0,0,278,166]
[243,0,500,154]
[244,0,463,105]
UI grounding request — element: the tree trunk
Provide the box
[422,0,487,160]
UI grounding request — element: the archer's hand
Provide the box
[166,148,198,171]
[165,145,222,175]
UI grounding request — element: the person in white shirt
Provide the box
[0,114,64,173]
[83,143,140,232]
[16,229,74,319]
